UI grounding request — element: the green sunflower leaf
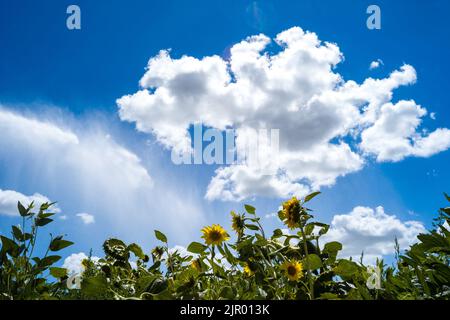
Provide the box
[154,230,168,243]
[244,204,256,214]
[302,254,322,270]
[304,191,321,203]
[50,267,68,278]
[187,242,207,254]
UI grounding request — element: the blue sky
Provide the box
[1,0,449,266]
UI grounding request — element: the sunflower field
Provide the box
[1,192,449,300]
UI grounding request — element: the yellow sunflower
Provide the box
[191,259,202,272]
[243,261,257,277]
[231,211,245,236]
[201,224,230,246]
[280,197,301,229]
[280,260,304,281]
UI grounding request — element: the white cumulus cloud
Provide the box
[76,213,95,225]
[0,189,59,216]
[322,206,426,264]
[360,100,450,162]
[117,26,450,201]
[369,59,383,70]
[63,252,100,275]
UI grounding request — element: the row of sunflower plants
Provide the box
[1,192,449,299]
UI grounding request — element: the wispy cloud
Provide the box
[0,106,206,244]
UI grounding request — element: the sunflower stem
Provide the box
[299,220,314,300]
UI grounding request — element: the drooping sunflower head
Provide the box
[151,246,165,260]
[280,260,304,282]
[280,197,301,229]
[201,224,230,246]
[231,211,245,236]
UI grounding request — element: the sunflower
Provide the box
[231,211,245,236]
[280,197,301,229]
[280,260,304,282]
[151,246,165,260]
[201,224,230,246]
[243,261,257,277]
[191,258,202,272]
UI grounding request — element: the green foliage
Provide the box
[380,197,450,300]
[1,192,450,300]
[154,230,167,243]
[0,201,73,300]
